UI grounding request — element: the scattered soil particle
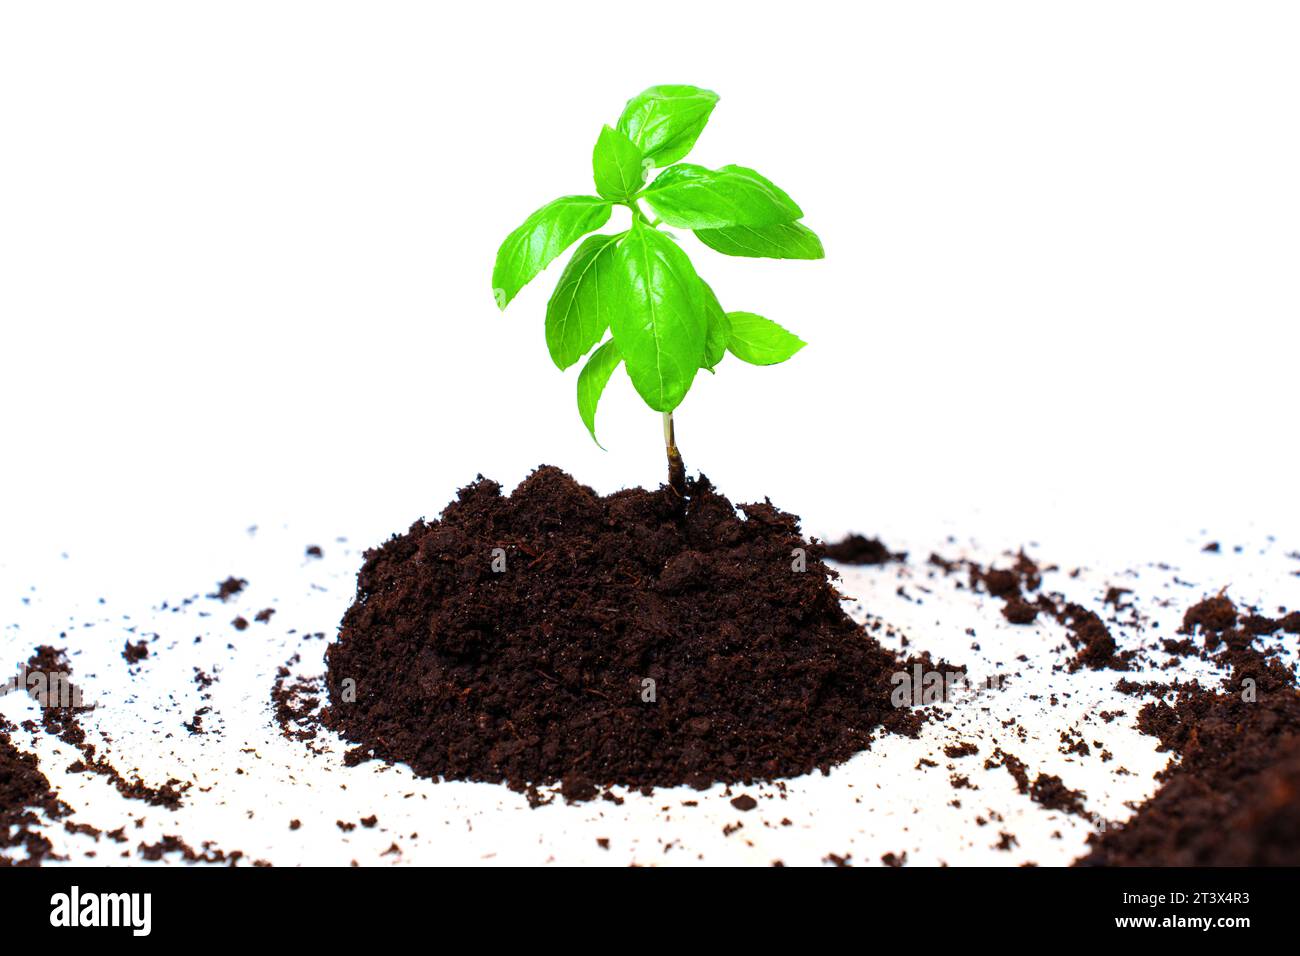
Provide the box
[122,640,149,665]
[823,534,906,565]
[137,835,243,866]
[730,794,758,812]
[944,742,978,759]
[271,657,323,745]
[985,748,1030,793]
[936,550,1135,670]
[881,851,907,867]
[183,707,210,736]
[254,608,276,623]
[984,746,1089,818]
[306,545,323,558]
[324,468,937,800]
[232,616,249,631]
[24,647,187,809]
[1030,773,1088,818]
[1103,587,1133,608]
[1002,598,1039,625]
[209,577,247,602]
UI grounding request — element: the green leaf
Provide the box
[608,222,706,412]
[617,85,719,168]
[577,338,622,447]
[544,233,623,369]
[695,221,824,259]
[700,280,729,372]
[592,125,647,201]
[492,196,612,309]
[641,164,802,229]
[725,311,806,365]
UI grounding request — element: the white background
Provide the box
[2,0,1298,561]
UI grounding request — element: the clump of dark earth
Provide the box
[823,534,906,565]
[0,716,71,866]
[272,655,324,748]
[1081,594,1300,865]
[122,640,149,664]
[209,576,247,602]
[984,747,1087,818]
[324,467,940,800]
[1178,592,1237,641]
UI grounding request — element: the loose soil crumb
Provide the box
[271,657,324,746]
[823,534,906,565]
[137,835,243,865]
[122,640,149,665]
[209,577,247,602]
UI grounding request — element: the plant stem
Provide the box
[663,411,686,498]
[629,200,686,497]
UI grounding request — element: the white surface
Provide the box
[2,515,1296,866]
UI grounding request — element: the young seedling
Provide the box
[492,85,822,496]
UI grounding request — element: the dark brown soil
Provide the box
[209,576,247,602]
[324,467,937,799]
[0,716,71,866]
[823,534,906,565]
[933,551,1136,671]
[25,646,187,809]
[271,655,324,747]
[137,834,262,866]
[122,640,149,665]
[1179,592,1237,638]
[1080,594,1300,865]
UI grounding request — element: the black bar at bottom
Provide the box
[0,865,1287,940]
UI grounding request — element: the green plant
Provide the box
[492,84,822,494]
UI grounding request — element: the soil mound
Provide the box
[324,467,932,799]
